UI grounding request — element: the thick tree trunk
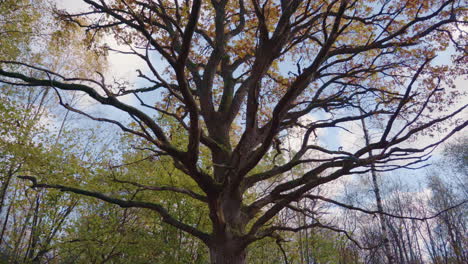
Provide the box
[209,243,247,264]
[207,165,248,264]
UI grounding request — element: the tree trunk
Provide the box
[209,242,247,264]
[360,114,394,264]
[0,167,15,215]
[207,178,247,264]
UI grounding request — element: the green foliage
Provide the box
[0,0,39,60]
[0,1,108,263]
[59,201,208,263]
[247,229,362,264]
[53,117,210,263]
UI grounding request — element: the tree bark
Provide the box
[0,167,15,215]
[209,241,247,264]
[360,113,394,264]
[206,190,247,264]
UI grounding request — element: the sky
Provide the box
[54,1,146,84]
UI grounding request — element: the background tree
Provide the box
[331,136,467,264]
[424,137,467,264]
[0,0,467,263]
[0,0,107,262]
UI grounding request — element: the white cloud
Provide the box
[55,0,89,13]
[337,119,365,153]
[54,0,146,84]
[103,37,147,85]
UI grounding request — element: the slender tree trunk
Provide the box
[423,220,438,264]
[297,208,304,264]
[0,168,12,215]
[0,165,19,215]
[360,116,394,264]
[0,187,16,245]
[25,194,41,262]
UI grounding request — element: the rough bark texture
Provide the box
[209,239,247,264]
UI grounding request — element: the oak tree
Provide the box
[0,0,467,263]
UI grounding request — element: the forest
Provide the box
[0,0,466,263]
